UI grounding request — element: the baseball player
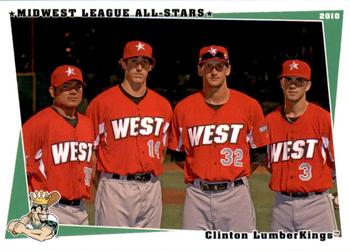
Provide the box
[86,40,172,228]
[22,65,95,225]
[168,45,269,231]
[266,59,337,232]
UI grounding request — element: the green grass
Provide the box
[161,204,184,229]
[249,172,275,231]
[160,170,186,190]
[86,200,95,225]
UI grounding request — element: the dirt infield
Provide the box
[162,189,185,204]
[163,162,183,171]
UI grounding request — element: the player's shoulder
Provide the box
[34,106,55,117]
[77,112,93,124]
[308,102,330,116]
[230,89,259,104]
[174,91,202,111]
[89,85,119,105]
[306,103,333,131]
[265,105,282,119]
[147,88,172,109]
[23,107,55,125]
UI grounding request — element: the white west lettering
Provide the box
[202,125,216,145]
[78,142,88,161]
[111,118,130,139]
[188,126,205,146]
[271,142,283,162]
[86,143,93,161]
[282,141,293,161]
[214,125,229,143]
[154,117,164,136]
[70,142,79,161]
[139,117,153,135]
[229,124,244,143]
[51,142,94,164]
[270,139,319,163]
[305,139,318,158]
[129,117,140,136]
[291,140,305,159]
[52,142,70,164]
[111,117,166,139]
[187,124,244,147]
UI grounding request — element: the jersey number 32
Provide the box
[220,147,243,167]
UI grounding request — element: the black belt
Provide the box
[112,173,152,182]
[199,179,244,192]
[281,191,324,198]
[59,198,81,206]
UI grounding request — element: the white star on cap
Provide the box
[289,61,299,71]
[208,47,217,56]
[65,66,76,76]
[135,42,145,51]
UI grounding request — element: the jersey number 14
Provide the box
[147,140,161,159]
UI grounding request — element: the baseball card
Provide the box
[0,0,349,250]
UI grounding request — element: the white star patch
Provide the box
[289,61,299,71]
[208,47,217,56]
[135,42,145,51]
[65,66,76,76]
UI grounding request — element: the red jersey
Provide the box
[22,107,94,200]
[168,90,269,183]
[86,85,172,176]
[266,103,335,192]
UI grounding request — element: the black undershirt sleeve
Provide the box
[250,146,267,166]
[167,148,186,162]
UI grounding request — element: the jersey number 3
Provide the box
[220,147,243,167]
[298,163,312,181]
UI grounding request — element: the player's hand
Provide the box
[332,193,339,210]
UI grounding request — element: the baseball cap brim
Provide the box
[278,73,310,81]
[198,58,228,65]
[123,55,156,65]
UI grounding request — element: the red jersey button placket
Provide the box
[136,107,144,172]
[211,113,219,178]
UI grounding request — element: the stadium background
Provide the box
[10,17,339,230]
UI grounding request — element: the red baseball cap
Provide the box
[51,65,86,87]
[198,45,230,65]
[122,40,155,64]
[279,59,311,80]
